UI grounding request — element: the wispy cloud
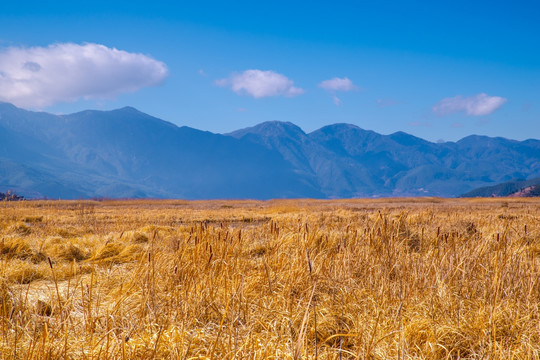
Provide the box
[432,93,507,116]
[318,77,358,105]
[216,69,304,98]
[0,43,168,108]
[409,121,432,127]
[376,98,398,108]
[332,95,342,106]
[318,77,358,92]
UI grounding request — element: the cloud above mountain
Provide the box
[0,43,168,108]
[433,93,507,116]
[318,77,358,106]
[318,77,358,92]
[216,69,304,98]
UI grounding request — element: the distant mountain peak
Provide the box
[67,106,145,117]
[457,134,514,145]
[228,120,306,139]
[390,130,412,137]
[314,123,362,132]
[0,101,17,109]
[120,105,138,111]
[61,105,179,130]
[116,106,145,114]
[0,102,26,115]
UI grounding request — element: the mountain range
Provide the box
[1,102,539,199]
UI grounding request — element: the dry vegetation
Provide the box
[0,198,539,359]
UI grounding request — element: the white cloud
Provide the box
[0,43,168,108]
[432,93,507,116]
[318,77,358,92]
[318,77,358,106]
[216,69,304,98]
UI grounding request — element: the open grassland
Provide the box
[1,198,539,359]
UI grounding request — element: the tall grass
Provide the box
[0,198,539,359]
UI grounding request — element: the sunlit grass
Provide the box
[0,198,539,359]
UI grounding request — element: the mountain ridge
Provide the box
[461,177,540,198]
[1,103,539,199]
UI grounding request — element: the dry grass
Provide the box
[0,198,539,359]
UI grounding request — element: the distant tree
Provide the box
[0,191,25,201]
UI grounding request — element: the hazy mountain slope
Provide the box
[0,103,322,199]
[454,136,540,182]
[58,108,322,198]
[229,121,314,174]
[230,122,408,197]
[228,121,368,197]
[309,124,430,196]
[461,177,540,197]
[231,121,540,197]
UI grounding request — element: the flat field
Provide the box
[1,198,539,359]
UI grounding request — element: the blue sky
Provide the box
[0,0,539,141]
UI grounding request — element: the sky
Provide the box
[0,0,539,142]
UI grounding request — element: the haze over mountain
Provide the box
[1,102,539,199]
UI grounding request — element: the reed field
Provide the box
[0,198,539,359]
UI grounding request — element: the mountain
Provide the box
[1,102,539,199]
[461,177,540,197]
[230,121,540,197]
[0,103,321,199]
